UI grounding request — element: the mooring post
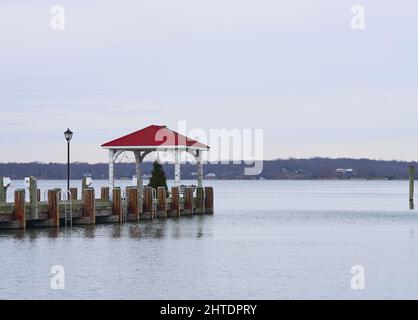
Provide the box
[204,187,214,214]
[101,187,110,200]
[14,189,26,229]
[48,190,60,227]
[185,187,193,214]
[0,177,7,203]
[70,187,78,200]
[83,188,95,224]
[29,177,38,220]
[171,186,180,217]
[157,187,167,218]
[196,187,205,214]
[81,177,89,200]
[112,187,122,222]
[410,165,415,210]
[142,187,153,219]
[127,187,139,221]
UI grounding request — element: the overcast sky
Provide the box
[1,0,418,163]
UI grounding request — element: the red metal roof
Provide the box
[101,125,209,149]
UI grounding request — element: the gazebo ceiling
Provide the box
[101,125,209,150]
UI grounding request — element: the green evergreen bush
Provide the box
[148,161,168,192]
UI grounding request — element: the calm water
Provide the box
[1,180,418,299]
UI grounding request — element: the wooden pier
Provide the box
[0,177,214,230]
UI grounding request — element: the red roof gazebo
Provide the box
[101,125,209,198]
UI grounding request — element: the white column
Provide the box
[197,150,203,188]
[108,149,115,199]
[134,151,143,189]
[134,151,143,213]
[174,149,181,187]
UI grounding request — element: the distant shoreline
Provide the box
[1,157,416,180]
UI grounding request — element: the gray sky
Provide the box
[1,0,418,163]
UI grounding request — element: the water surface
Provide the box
[1,180,418,299]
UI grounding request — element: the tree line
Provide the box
[0,158,416,180]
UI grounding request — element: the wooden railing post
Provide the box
[112,187,122,222]
[14,189,26,229]
[48,190,60,227]
[83,188,95,224]
[204,187,214,214]
[81,177,89,200]
[157,187,167,218]
[171,186,180,217]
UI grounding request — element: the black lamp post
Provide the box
[64,128,73,192]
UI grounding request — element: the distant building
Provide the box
[336,168,355,178]
[205,172,216,179]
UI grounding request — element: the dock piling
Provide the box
[171,187,180,217]
[196,187,205,214]
[0,177,7,203]
[157,187,167,218]
[410,165,415,210]
[83,188,95,224]
[127,187,139,221]
[143,187,154,219]
[14,189,26,229]
[48,190,60,227]
[204,187,214,214]
[70,188,78,200]
[29,177,38,219]
[185,187,193,214]
[112,188,122,222]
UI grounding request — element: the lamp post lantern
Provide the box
[64,128,73,192]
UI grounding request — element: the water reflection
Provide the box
[0,215,213,241]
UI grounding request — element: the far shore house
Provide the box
[101,125,210,198]
[336,168,355,178]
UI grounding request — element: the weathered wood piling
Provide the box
[410,165,415,210]
[157,187,167,218]
[127,187,139,221]
[0,177,214,230]
[171,186,180,217]
[0,177,8,202]
[14,189,26,229]
[112,187,123,222]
